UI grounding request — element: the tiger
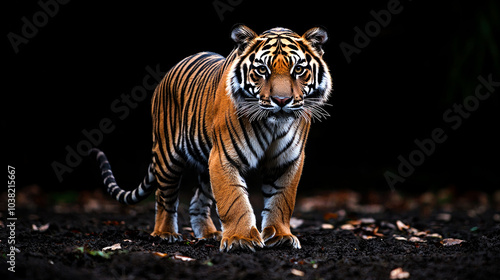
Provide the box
[90,25,332,252]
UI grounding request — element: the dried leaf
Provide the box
[426,233,443,239]
[407,227,419,235]
[173,255,196,262]
[415,231,429,237]
[347,220,362,226]
[360,217,376,224]
[361,235,376,240]
[291,269,305,277]
[362,225,376,232]
[390,267,410,279]
[373,227,384,237]
[394,235,407,241]
[408,236,426,243]
[441,238,466,246]
[102,243,121,251]
[32,223,50,232]
[153,252,168,258]
[340,224,356,230]
[290,217,304,229]
[321,223,334,229]
[396,220,409,231]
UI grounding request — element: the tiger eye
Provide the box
[257,65,268,75]
[294,65,304,74]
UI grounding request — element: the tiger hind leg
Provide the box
[151,159,185,243]
[189,173,221,240]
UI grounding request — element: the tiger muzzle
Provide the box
[270,96,293,108]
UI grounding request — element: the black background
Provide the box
[5,0,499,195]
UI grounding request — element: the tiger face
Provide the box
[228,25,332,123]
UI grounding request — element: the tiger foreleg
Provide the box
[260,152,305,249]
[208,148,265,252]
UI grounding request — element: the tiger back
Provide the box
[91,25,332,252]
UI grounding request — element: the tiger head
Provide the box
[228,25,332,123]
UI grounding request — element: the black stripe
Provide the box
[191,65,212,161]
[155,117,184,171]
[272,128,300,160]
[237,117,259,158]
[189,211,210,217]
[160,187,180,199]
[279,205,285,224]
[165,209,178,214]
[255,122,271,146]
[223,194,241,219]
[229,183,249,196]
[262,191,280,198]
[157,183,180,191]
[264,181,285,190]
[225,116,249,167]
[250,121,267,151]
[235,210,249,228]
[261,121,273,135]
[153,153,182,182]
[199,185,216,203]
[219,130,241,169]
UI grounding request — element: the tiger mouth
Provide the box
[259,97,304,112]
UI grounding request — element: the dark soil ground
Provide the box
[1,187,500,280]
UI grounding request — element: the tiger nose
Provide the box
[270,96,292,107]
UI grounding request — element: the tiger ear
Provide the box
[303,27,329,55]
[231,24,257,55]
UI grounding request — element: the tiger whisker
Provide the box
[304,99,332,107]
[302,101,330,122]
[236,102,260,120]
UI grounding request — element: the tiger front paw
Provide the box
[151,231,184,243]
[220,226,264,252]
[261,226,301,249]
